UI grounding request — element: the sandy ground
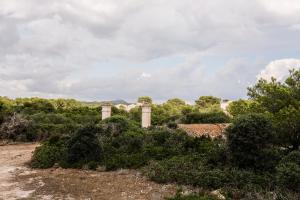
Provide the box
[0,143,178,200]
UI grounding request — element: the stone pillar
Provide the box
[141,103,151,128]
[102,102,112,120]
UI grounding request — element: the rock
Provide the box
[53,163,59,168]
[211,189,226,200]
[96,166,106,172]
[117,169,130,175]
[135,171,142,177]
[150,192,162,200]
[180,186,196,196]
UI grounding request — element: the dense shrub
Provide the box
[100,115,141,137]
[167,194,217,200]
[143,155,229,189]
[65,125,102,168]
[276,150,300,191]
[226,169,274,190]
[226,113,277,170]
[31,126,103,169]
[0,97,102,141]
[0,113,31,141]
[276,162,300,192]
[27,101,300,197]
[100,128,194,170]
[26,113,81,141]
[17,99,55,115]
[31,135,67,168]
[281,150,300,165]
[181,112,231,124]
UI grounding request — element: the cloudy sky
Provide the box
[1,0,300,102]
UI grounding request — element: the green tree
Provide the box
[138,96,153,104]
[226,114,276,170]
[195,96,221,112]
[165,98,185,107]
[248,69,300,150]
[226,99,262,117]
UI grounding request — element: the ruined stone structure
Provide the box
[141,103,151,128]
[101,102,112,120]
[101,102,151,128]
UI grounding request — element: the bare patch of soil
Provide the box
[0,143,178,200]
[0,143,38,200]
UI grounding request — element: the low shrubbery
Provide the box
[276,150,300,192]
[167,193,217,200]
[65,125,102,168]
[30,112,300,198]
[226,113,279,170]
[31,135,68,168]
[181,112,231,124]
[0,97,102,142]
[27,110,300,199]
[6,70,300,199]
[0,113,31,141]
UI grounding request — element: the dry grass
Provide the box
[0,143,177,200]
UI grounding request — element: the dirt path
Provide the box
[0,144,177,200]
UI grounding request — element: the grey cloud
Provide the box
[60,58,262,102]
[0,0,300,100]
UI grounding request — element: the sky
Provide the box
[0,0,300,103]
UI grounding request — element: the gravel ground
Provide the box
[0,143,178,200]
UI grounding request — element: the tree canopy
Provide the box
[247,69,300,150]
[137,96,153,104]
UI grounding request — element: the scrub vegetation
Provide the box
[1,69,300,199]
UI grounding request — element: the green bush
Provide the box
[226,168,274,189]
[31,135,67,168]
[104,153,147,170]
[65,125,102,168]
[100,115,140,137]
[181,112,231,124]
[167,122,178,129]
[167,194,217,200]
[276,162,300,192]
[276,150,300,191]
[143,156,229,189]
[281,150,300,165]
[87,161,99,170]
[226,113,277,170]
[31,125,103,169]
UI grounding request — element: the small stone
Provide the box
[150,192,161,200]
[96,166,106,172]
[211,189,226,200]
[53,163,59,168]
[117,169,130,175]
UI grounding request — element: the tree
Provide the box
[195,96,221,111]
[16,98,55,114]
[248,69,300,150]
[138,96,152,104]
[275,106,300,150]
[162,98,187,116]
[226,99,262,117]
[165,98,185,107]
[181,111,231,124]
[226,114,275,170]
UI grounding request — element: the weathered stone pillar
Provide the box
[101,102,112,120]
[141,103,151,128]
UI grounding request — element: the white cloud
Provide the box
[139,73,152,79]
[260,0,300,16]
[257,59,300,81]
[0,1,299,101]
